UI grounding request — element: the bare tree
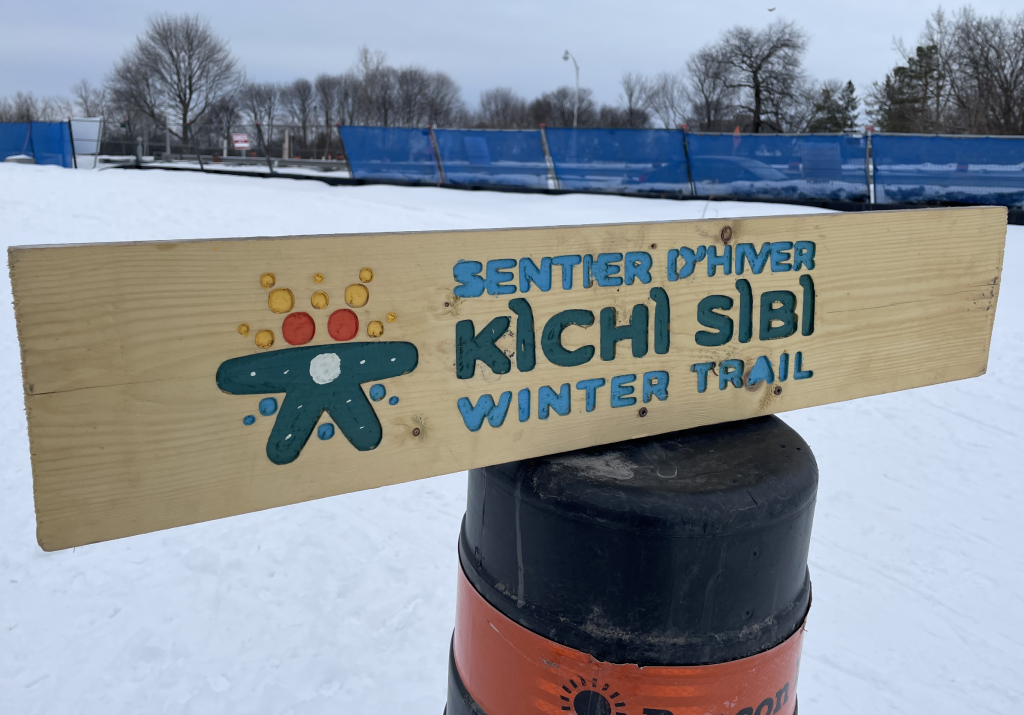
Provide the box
[204,93,242,151]
[349,49,465,127]
[0,92,72,122]
[106,14,240,142]
[684,47,737,130]
[43,96,73,121]
[240,82,280,140]
[313,73,341,157]
[477,87,529,127]
[11,92,39,122]
[597,105,631,127]
[618,72,653,128]
[71,80,107,118]
[647,71,689,128]
[280,78,314,143]
[717,20,808,132]
[923,7,1024,134]
[395,66,430,126]
[424,71,467,126]
[529,86,596,127]
[353,47,397,126]
[334,72,359,126]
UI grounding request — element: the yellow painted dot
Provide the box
[255,329,274,348]
[313,273,324,284]
[359,267,374,283]
[311,291,329,310]
[345,284,369,308]
[237,323,250,336]
[268,288,295,314]
[260,273,276,289]
[386,312,397,323]
[367,320,384,337]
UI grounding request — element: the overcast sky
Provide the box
[1,0,1018,112]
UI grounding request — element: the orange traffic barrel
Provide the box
[447,415,817,715]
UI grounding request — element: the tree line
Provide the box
[2,6,1023,157]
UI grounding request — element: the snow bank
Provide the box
[1,163,1020,713]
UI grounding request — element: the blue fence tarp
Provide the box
[339,126,439,184]
[434,129,549,189]
[0,122,74,167]
[545,128,691,194]
[872,134,1024,208]
[685,133,869,202]
[330,125,1024,210]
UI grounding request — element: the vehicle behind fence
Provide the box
[685,132,869,202]
[4,119,1024,211]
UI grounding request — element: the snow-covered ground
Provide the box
[1,164,1021,714]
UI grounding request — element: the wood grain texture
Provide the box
[9,207,1007,550]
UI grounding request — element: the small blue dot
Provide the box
[389,396,399,405]
[318,423,335,440]
[259,397,278,416]
[243,415,255,425]
[369,384,386,401]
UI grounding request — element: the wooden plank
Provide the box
[9,207,1006,551]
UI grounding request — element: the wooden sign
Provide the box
[10,208,1006,551]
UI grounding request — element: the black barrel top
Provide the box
[459,415,818,666]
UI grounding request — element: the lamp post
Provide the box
[562,50,579,128]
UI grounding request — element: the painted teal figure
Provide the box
[217,342,418,464]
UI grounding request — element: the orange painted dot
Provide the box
[328,309,359,342]
[311,291,329,309]
[255,329,275,348]
[344,284,369,308]
[367,320,384,338]
[260,273,276,289]
[268,288,294,314]
[283,312,315,345]
[386,312,397,323]
[313,273,325,284]
[359,267,374,283]
[237,323,250,336]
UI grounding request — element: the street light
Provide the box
[562,50,579,128]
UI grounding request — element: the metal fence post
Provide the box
[680,124,695,197]
[865,129,875,205]
[538,124,560,190]
[67,119,78,169]
[94,119,104,168]
[428,125,447,185]
[336,124,352,178]
[23,122,34,160]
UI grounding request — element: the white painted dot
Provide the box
[250,372,256,377]
[360,360,366,364]
[309,353,342,385]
